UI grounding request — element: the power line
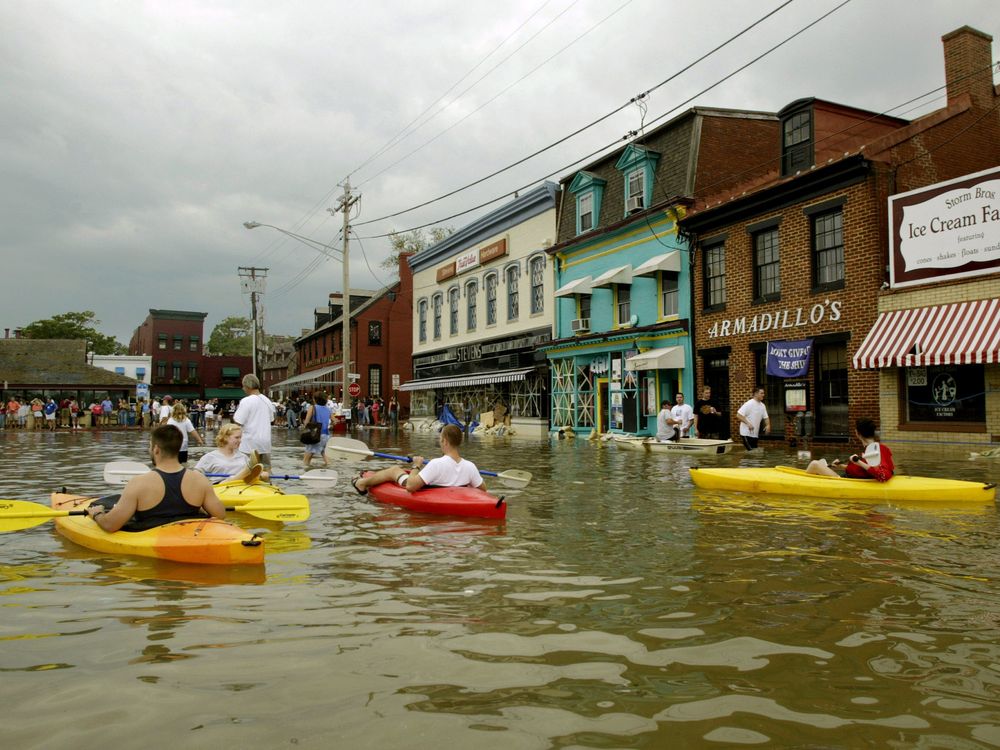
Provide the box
[354,0,798,227]
[357,0,849,240]
[345,0,560,182]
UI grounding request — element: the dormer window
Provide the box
[569,171,606,235]
[782,110,812,175]
[616,144,659,217]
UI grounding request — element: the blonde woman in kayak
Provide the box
[194,424,268,483]
[806,418,895,482]
[352,423,485,494]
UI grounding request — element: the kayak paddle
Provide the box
[103,461,338,487]
[325,437,532,489]
[0,496,310,531]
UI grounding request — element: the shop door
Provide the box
[704,355,730,439]
[622,391,637,433]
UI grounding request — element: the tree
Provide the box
[380,226,454,272]
[20,311,126,354]
[207,316,253,356]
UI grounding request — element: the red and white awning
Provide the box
[853,298,1000,369]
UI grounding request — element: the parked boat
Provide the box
[612,435,736,455]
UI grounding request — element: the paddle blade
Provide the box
[325,437,374,463]
[0,500,67,532]
[297,469,339,485]
[233,496,310,523]
[103,461,149,486]
[495,469,532,489]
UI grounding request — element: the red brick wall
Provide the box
[693,115,780,197]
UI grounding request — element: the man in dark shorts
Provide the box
[694,385,723,439]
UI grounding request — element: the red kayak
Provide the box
[363,471,506,519]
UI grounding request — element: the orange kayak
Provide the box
[51,493,265,565]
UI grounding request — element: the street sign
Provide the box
[391,373,400,388]
[348,373,360,380]
[348,382,362,397]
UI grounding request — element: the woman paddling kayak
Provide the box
[806,418,894,482]
[194,424,268,483]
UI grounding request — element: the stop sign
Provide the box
[348,382,362,397]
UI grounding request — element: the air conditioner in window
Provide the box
[626,195,644,213]
[571,318,590,333]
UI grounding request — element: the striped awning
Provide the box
[399,367,535,392]
[271,364,342,388]
[853,299,1000,369]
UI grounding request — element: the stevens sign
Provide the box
[890,166,1000,288]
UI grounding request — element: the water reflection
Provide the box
[1,427,1000,747]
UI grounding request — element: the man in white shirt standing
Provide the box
[670,392,695,439]
[158,395,173,425]
[737,386,770,451]
[352,424,485,494]
[234,374,276,468]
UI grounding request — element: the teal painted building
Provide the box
[540,107,781,435]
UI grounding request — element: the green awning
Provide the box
[221,367,242,377]
[204,387,245,399]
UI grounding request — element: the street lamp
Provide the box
[243,216,354,412]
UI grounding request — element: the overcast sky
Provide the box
[2,0,997,346]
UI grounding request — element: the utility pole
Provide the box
[238,266,269,379]
[330,181,360,414]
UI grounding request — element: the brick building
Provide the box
[128,309,252,400]
[680,26,1000,447]
[279,256,414,414]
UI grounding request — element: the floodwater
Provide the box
[2,427,1000,749]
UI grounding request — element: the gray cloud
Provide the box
[2,0,996,343]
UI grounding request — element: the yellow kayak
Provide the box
[689,466,997,503]
[52,494,265,565]
[213,480,292,507]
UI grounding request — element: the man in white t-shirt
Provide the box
[737,386,770,450]
[670,393,695,439]
[158,395,173,424]
[352,424,485,494]
[234,374,276,468]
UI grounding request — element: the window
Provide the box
[172,362,181,381]
[189,336,200,352]
[418,299,427,343]
[486,273,498,325]
[782,110,812,175]
[136,367,146,382]
[506,265,519,321]
[368,321,382,346]
[577,293,591,322]
[626,168,645,209]
[579,193,594,232]
[904,365,986,425]
[660,272,679,317]
[368,364,382,398]
[813,209,844,287]
[815,343,848,437]
[157,361,166,378]
[616,285,631,326]
[173,335,183,351]
[188,362,198,381]
[703,242,726,308]
[449,287,459,335]
[569,171,606,235]
[615,144,659,216]
[753,228,781,300]
[432,294,442,339]
[527,256,545,314]
[157,334,167,350]
[466,280,478,331]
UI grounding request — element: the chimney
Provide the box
[4,329,8,339]
[942,26,995,107]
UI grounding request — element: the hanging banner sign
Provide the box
[766,339,813,378]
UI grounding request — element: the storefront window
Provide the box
[368,365,382,398]
[904,365,986,425]
[551,359,574,426]
[815,342,848,437]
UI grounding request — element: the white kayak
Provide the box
[612,436,736,455]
